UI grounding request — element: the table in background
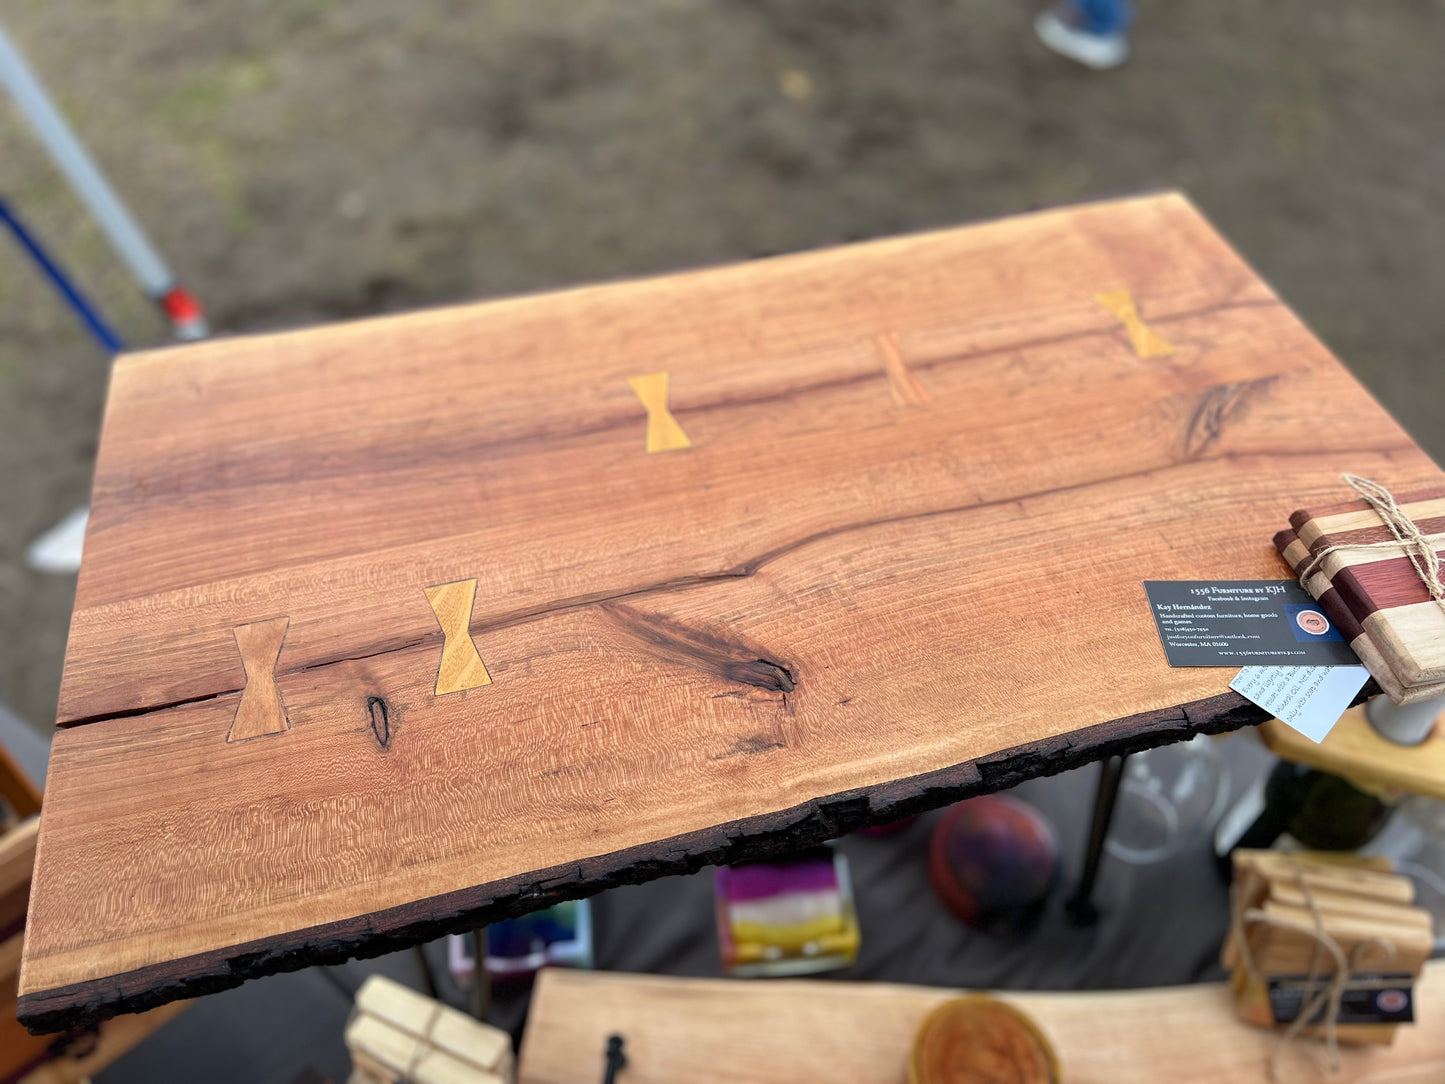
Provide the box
[518,966,1445,1084]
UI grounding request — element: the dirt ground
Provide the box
[1,1,1442,732]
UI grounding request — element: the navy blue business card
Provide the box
[1269,973,1414,1025]
[1143,581,1362,667]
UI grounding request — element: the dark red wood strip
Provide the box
[1333,555,1440,618]
[1275,527,1367,641]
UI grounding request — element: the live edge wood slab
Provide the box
[18,193,1443,1032]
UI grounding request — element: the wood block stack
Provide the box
[345,975,514,1084]
[1224,850,1434,1045]
[1275,483,1445,704]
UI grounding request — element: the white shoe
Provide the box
[1034,10,1129,70]
[26,506,88,573]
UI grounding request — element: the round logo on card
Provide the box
[1295,610,1330,636]
[1376,989,1408,1014]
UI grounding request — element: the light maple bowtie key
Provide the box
[1095,288,1175,359]
[424,578,493,695]
[628,371,692,453]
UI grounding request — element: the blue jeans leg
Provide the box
[1071,0,1132,35]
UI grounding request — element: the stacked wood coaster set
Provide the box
[345,975,514,1084]
[1276,480,1445,704]
[1224,850,1434,1048]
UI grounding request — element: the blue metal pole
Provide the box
[0,196,125,354]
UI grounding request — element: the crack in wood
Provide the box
[101,296,1280,505]
[66,439,1413,728]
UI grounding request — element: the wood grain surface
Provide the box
[516,967,1445,1084]
[20,194,1445,1031]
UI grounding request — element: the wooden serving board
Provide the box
[515,967,1445,1083]
[19,194,1444,1031]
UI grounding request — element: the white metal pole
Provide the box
[0,20,207,338]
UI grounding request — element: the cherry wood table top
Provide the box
[19,193,1443,1031]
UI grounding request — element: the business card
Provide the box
[1268,972,1415,1025]
[1143,581,1362,667]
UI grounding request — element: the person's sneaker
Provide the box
[1034,8,1129,70]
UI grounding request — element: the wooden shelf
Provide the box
[1261,704,1445,799]
[517,966,1445,1084]
[20,193,1445,1031]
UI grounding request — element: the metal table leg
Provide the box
[412,943,439,1000]
[470,928,490,1021]
[1064,753,1129,926]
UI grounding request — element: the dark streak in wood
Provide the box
[602,603,796,692]
[712,735,787,760]
[1183,377,1275,458]
[22,683,1387,1036]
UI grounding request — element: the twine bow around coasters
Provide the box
[404,1002,443,1082]
[1296,475,1445,620]
[1232,859,1398,1082]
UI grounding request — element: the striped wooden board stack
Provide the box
[1275,483,1445,704]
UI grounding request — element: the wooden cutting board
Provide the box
[19,193,1444,1032]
